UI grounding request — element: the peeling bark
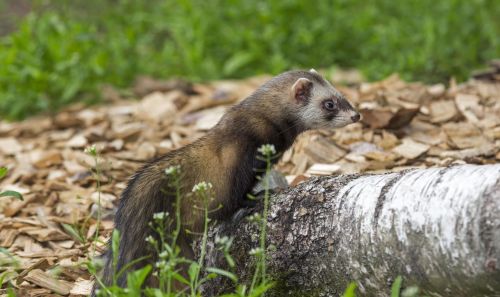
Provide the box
[200,164,500,297]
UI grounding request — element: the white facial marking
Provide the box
[298,76,358,129]
[309,68,319,74]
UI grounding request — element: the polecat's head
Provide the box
[287,69,360,130]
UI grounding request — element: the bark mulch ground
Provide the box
[1,65,499,296]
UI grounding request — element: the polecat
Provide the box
[93,69,360,293]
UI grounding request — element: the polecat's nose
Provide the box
[351,113,360,122]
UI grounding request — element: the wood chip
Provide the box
[0,229,17,247]
[306,164,341,175]
[0,137,23,154]
[392,138,430,159]
[302,135,345,163]
[377,131,400,150]
[137,91,179,125]
[17,249,81,258]
[386,107,419,129]
[360,108,393,128]
[66,134,88,148]
[429,100,458,123]
[24,228,70,242]
[135,142,157,160]
[24,269,73,295]
[70,278,93,295]
[90,192,117,209]
[440,144,495,159]
[363,151,397,162]
[31,150,63,169]
[194,106,227,131]
[112,122,145,140]
[427,83,446,97]
[443,122,490,149]
[455,93,483,123]
[16,259,50,285]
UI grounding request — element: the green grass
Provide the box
[0,0,498,119]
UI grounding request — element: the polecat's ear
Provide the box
[309,68,318,74]
[291,78,313,103]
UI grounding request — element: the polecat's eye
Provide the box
[323,100,337,111]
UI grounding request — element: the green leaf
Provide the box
[7,286,16,297]
[171,271,190,286]
[127,264,152,294]
[342,282,357,297]
[223,52,254,76]
[391,276,403,297]
[0,167,7,179]
[116,255,150,281]
[247,281,275,297]
[188,262,200,282]
[205,267,238,282]
[111,229,120,258]
[0,271,15,286]
[0,191,23,201]
[225,253,235,268]
[61,223,85,244]
[0,247,19,267]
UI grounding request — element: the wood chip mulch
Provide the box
[1,64,499,296]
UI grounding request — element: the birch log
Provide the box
[201,164,500,297]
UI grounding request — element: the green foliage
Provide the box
[0,167,7,179]
[342,282,357,297]
[61,223,86,244]
[0,190,23,200]
[0,12,105,119]
[0,247,19,294]
[392,276,403,297]
[0,167,23,200]
[0,0,498,119]
[0,169,20,292]
[92,152,275,296]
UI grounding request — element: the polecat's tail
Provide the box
[91,164,175,295]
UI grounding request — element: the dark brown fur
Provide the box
[92,70,358,294]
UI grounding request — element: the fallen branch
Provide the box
[201,164,500,297]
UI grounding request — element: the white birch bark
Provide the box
[201,164,500,297]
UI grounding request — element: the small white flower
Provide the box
[155,260,167,269]
[153,212,168,221]
[249,247,263,256]
[258,144,276,156]
[246,213,261,223]
[215,236,229,245]
[159,250,168,259]
[164,165,181,176]
[192,181,213,193]
[145,235,156,244]
[84,144,97,156]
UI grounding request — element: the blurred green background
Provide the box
[0,0,498,120]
